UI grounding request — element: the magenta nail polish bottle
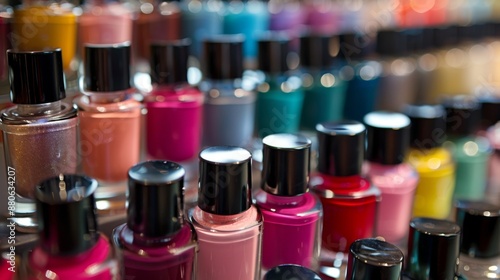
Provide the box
[190,146,263,280]
[364,111,418,245]
[113,161,197,279]
[26,174,117,279]
[146,40,204,162]
[255,133,322,271]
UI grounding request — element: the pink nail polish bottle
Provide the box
[190,146,263,280]
[255,133,322,271]
[113,161,198,279]
[146,40,204,163]
[26,174,117,279]
[364,111,418,245]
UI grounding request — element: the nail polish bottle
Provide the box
[255,133,322,271]
[190,146,263,280]
[200,36,256,148]
[255,35,304,138]
[146,40,204,163]
[180,0,224,60]
[268,0,303,43]
[133,0,181,63]
[404,104,456,219]
[364,111,418,245]
[113,161,198,279]
[339,31,382,123]
[75,43,142,191]
[310,121,380,256]
[0,49,78,208]
[302,0,339,35]
[375,29,418,112]
[26,174,117,279]
[1,252,15,280]
[455,200,500,279]
[299,34,347,131]
[78,0,133,54]
[346,239,404,280]
[222,0,269,61]
[263,264,322,280]
[12,0,77,76]
[405,217,461,280]
[443,97,491,200]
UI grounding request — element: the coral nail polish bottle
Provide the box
[455,200,500,279]
[26,174,117,279]
[0,49,78,208]
[404,104,456,219]
[310,121,380,264]
[200,36,256,148]
[190,146,263,280]
[75,43,142,192]
[113,161,198,279]
[405,217,462,280]
[364,111,418,244]
[146,40,204,163]
[346,239,404,280]
[255,133,322,271]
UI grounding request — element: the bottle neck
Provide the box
[17,101,62,116]
[84,90,128,104]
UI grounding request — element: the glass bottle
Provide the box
[443,97,491,200]
[146,40,203,164]
[455,200,500,280]
[405,217,462,280]
[310,121,380,277]
[200,35,256,148]
[299,34,347,131]
[25,174,117,279]
[255,133,322,271]
[113,161,198,279]
[78,0,133,55]
[364,111,418,245]
[11,0,78,79]
[254,35,303,138]
[404,104,456,219]
[346,239,404,280]
[74,43,142,201]
[0,49,78,214]
[190,146,263,280]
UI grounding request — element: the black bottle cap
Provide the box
[442,97,481,136]
[432,25,459,49]
[457,24,483,44]
[364,111,411,165]
[477,94,500,129]
[316,121,366,177]
[299,34,340,69]
[404,104,447,149]
[376,29,408,57]
[150,39,190,85]
[198,146,252,215]
[257,34,290,74]
[127,161,185,238]
[35,174,99,256]
[264,264,322,280]
[261,133,311,196]
[338,31,376,61]
[84,42,131,92]
[7,49,66,104]
[406,217,461,280]
[456,200,500,258]
[203,35,244,80]
[346,239,404,280]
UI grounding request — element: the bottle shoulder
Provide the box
[255,190,322,218]
[444,136,491,160]
[309,173,381,199]
[75,93,142,113]
[406,147,455,173]
[0,101,77,125]
[113,223,197,256]
[364,162,419,193]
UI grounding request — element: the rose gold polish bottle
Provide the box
[0,49,78,215]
